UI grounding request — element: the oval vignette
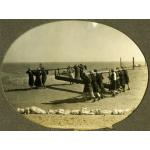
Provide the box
[1,21,148,130]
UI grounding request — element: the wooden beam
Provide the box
[133,57,135,70]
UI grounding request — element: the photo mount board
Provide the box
[0,19,149,131]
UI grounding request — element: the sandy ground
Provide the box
[25,114,129,130]
[2,67,148,130]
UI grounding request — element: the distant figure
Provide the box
[67,66,74,84]
[79,64,84,77]
[41,67,48,88]
[110,69,117,96]
[122,67,130,90]
[94,69,105,98]
[34,68,42,88]
[84,65,87,70]
[90,71,101,101]
[81,71,95,101]
[26,68,34,88]
[116,67,121,91]
[39,63,43,69]
[73,65,80,80]
[118,68,126,92]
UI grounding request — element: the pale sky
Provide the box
[3,21,145,63]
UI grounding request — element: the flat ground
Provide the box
[2,67,148,130]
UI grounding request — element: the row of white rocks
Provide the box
[17,106,133,115]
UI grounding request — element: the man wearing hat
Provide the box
[94,69,105,99]
[110,68,117,96]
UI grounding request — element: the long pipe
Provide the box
[133,57,135,70]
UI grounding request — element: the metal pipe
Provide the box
[133,57,135,70]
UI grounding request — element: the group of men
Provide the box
[26,64,48,88]
[67,64,88,84]
[110,67,130,93]
[26,63,130,102]
[80,67,130,102]
[61,64,130,103]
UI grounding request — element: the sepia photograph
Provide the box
[0,0,150,148]
[1,20,148,130]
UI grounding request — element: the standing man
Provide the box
[122,67,130,90]
[110,69,117,97]
[41,67,48,88]
[73,65,80,80]
[81,71,96,101]
[34,68,42,88]
[116,67,121,91]
[94,69,105,99]
[67,66,74,84]
[26,68,34,89]
[79,64,84,78]
[118,68,126,92]
[39,63,43,69]
[90,71,101,102]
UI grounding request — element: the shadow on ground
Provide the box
[41,96,90,105]
[46,85,82,94]
[5,87,35,92]
[4,83,81,94]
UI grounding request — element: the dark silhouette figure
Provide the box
[67,66,74,84]
[81,71,95,101]
[26,68,34,88]
[118,69,126,92]
[90,71,101,101]
[41,67,48,87]
[115,68,121,90]
[79,64,84,78]
[34,68,42,88]
[94,69,105,98]
[84,65,87,70]
[73,65,80,80]
[122,67,130,90]
[109,69,117,96]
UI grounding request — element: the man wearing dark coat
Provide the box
[94,69,105,98]
[90,71,101,101]
[26,68,34,88]
[79,64,84,78]
[41,67,48,87]
[122,67,130,90]
[84,65,87,70]
[109,69,117,96]
[67,66,74,84]
[116,67,121,91]
[118,68,126,92]
[73,65,80,80]
[81,71,95,101]
[34,68,42,88]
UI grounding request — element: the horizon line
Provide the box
[3,60,145,63]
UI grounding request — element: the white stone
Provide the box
[64,110,71,115]
[17,108,25,114]
[112,109,118,115]
[117,109,125,115]
[48,109,55,114]
[24,107,30,114]
[81,107,88,110]
[55,109,65,115]
[89,109,96,115]
[100,110,112,115]
[80,107,91,115]
[112,109,131,115]
[30,106,46,114]
[94,109,101,115]
[124,109,131,113]
[71,109,80,115]
[88,111,95,115]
